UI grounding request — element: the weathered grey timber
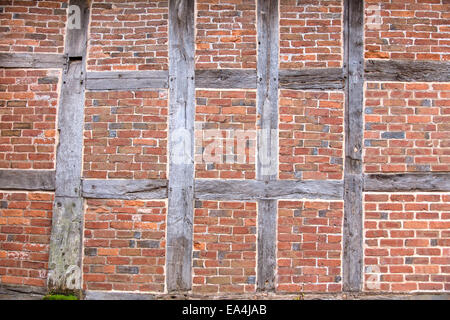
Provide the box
[85,291,155,300]
[166,0,195,293]
[82,179,167,199]
[0,170,55,191]
[0,53,66,69]
[195,69,257,89]
[256,0,279,292]
[343,0,364,293]
[47,0,89,295]
[364,173,450,192]
[365,60,450,82]
[86,71,169,90]
[194,179,344,200]
[279,68,345,90]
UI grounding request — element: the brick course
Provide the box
[196,0,257,69]
[277,200,344,293]
[279,0,343,69]
[83,90,168,179]
[87,0,169,71]
[279,90,344,180]
[83,199,166,293]
[0,192,53,288]
[364,193,450,292]
[365,0,450,61]
[193,200,257,294]
[0,0,67,53]
[364,82,450,173]
[195,90,256,180]
[0,69,59,170]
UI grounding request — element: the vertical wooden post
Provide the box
[343,0,364,292]
[47,0,90,294]
[256,0,279,291]
[166,0,195,293]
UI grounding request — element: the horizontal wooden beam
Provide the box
[195,179,344,200]
[279,68,345,90]
[365,60,450,82]
[195,69,257,89]
[86,71,169,90]
[0,170,55,191]
[81,179,168,199]
[0,53,66,69]
[364,173,450,192]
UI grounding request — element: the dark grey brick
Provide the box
[319,210,328,217]
[137,240,159,248]
[0,201,7,209]
[92,115,100,123]
[210,210,230,217]
[381,132,405,139]
[84,248,97,256]
[117,266,139,274]
[247,276,256,284]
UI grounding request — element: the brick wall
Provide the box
[0,69,59,170]
[364,193,450,292]
[195,90,256,180]
[364,82,450,173]
[83,90,168,179]
[83,199,166,292]
[365,0,450,61]
[195,0,257,69]
[279,0,343,69]
[279,90,344,180]
[0,192,53,288]
[0,0,67,53]
[277,200,343,293]
[87,0,168,71]
[193,200,257,294]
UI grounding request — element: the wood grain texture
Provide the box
[364,173,450,192]
[166,0,195,293]
[86,71,169,90]
[195,69,257,89]
[256,0,279,292]
[0,170,55,191]
[195,179,344,200]
[48,0,89,294]
[365,60,450,82]
[0,53,66,69]
[279,68,345,90]
[343,0,364,293]
[82,179,167,199]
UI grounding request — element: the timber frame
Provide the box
[0,0,449,295]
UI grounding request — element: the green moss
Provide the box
[43,294,78,300]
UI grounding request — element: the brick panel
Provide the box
[0,69,59,170]
[279,90,344,180]
[364,193,450,292]
[195,90,256,180]
[364,82,450,173]
[87,0,169,71]
[0,0,67,53]
[83,199,166,293]
[193,200,257,294]
[365,0,450,61]
[83,90,168,179]
[196,0,257,69]
[277,200,344,293]
[0,192,53,288]
[279,0,343,69]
